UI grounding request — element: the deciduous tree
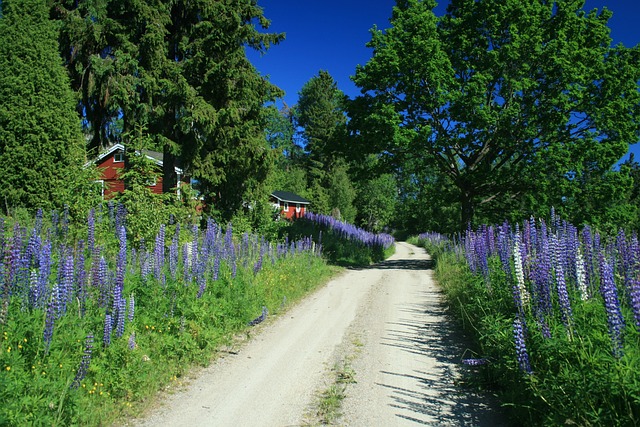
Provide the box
[351,0,640,230]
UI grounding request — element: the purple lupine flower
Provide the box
[462,358,488,366]
[513,317,532,374]
[76,241,86,315]
[87,208,95,256]
[115,296,126,338]
[128,332,136,350]
[213,252,221,281]
[115,203,126,237]
[59,253,75,315]
[196,272,206,298]
[70,334,94,389]
[97,256,109,308]
[128,294,135,323]
[116,226,126,291]
[169,224,179,280]
[248,306,268,326]
[43,297,56,354]
[497,221,512,278]
[34,239,51,309]
[154,224,165,283]
[555,262,573,329]
[90,244,102,288]
[628,277,640,331]
[190,226,199,278]
[599,255,625,358]
[582,226,595,292]
[253,255,263,275]
[103,314,112,347]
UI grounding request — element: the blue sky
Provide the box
[248,0,640,162]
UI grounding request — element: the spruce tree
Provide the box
[0,0,84,213]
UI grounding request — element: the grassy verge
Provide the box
[0,210,338,426]
[414,228,640,426]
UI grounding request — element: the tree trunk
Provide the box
[460,189,475,232]
[162,146,177,194]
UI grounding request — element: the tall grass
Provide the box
[415,214,640,426]
[0,206,336,425]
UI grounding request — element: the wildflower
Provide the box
[103,314,112,347]
[576,247,588,301]
[462,358,488,366]
[128,332,136,350]
[513,235,530,307]
[87,208,95,256]
[599,255,625,358]
[555,263,573,329]
[513,317,532,374]
[128,294,135,323]
[43,297,55,354]
[248,306,268,326]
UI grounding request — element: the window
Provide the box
[295,203,301,213]
[283,202,289,212]
[113,151,124,162]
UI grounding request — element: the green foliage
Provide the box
[53,0,284,222]
[0,208,335,425]
[355,172,397,233]
[327,161,357,224]
[0,0,85,213]
[415,234,640,426]
[351,0,640,230]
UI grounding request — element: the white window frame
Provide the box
[113,151,124,162]
[295,203,301,213]
[283,201,289,212]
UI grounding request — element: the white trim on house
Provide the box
[84,143,184,175]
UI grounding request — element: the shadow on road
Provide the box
[380,285,508,426]
[349,258,435,271]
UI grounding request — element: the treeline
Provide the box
[1,0,639,237]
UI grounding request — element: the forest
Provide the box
[0,0,639,236]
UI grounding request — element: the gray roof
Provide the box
[270,191,311,204]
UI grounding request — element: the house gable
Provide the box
[87,144,187,198]
[270,191,311,219]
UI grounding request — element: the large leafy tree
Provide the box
[351,0,640,230]
[0,0,84,213]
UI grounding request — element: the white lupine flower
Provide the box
[513,236,530,306]
[576,247,588,301]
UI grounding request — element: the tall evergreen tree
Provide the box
[0,0,84,213]
[55,0,283,220]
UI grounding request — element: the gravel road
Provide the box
[132,242,506,426]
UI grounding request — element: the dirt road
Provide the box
[132,242,505,426]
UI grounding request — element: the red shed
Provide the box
[270,191,311,220]
[86,144,187,199]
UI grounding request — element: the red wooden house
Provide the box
[270,191,311,220]
[86,144,187,199]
